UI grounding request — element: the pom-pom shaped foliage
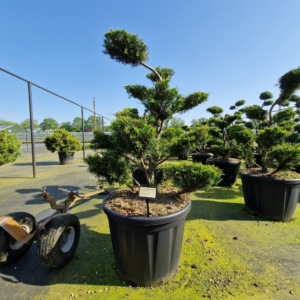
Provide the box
[273,108,295,124]
[290,95,300,102]
[259,91,273,100]
[256,127,288,151]
[230,105,236,110]
[164,162,222,194]
[44,129,82,154]
[266,144,300,175]
[279,67,300,100]
[263,100,273,107]
[103,29,149,68]
[277,120,295,132]
[206,106,223,116]
[235,100,246,107]
[244,105,267,122]
[244,121,255,129]
[85,29,221,192]
[0,131,22,166]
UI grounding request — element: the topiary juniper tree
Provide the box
[205,104,254,162]
[248,68,300,173]
[84,29,222,192]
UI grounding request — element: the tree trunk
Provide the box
[156,119,164,139]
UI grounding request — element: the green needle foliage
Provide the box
[206,101,254,162]
[44,129,82,154]
[266,144,300,175]
[164,163,222,194]
[85,29,221,192]
[0,131,22,166]
[248,67,300,174]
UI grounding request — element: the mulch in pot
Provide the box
[105,185,189,217]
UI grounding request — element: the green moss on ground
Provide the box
[35,174,300,300]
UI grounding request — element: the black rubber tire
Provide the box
[37,214,80,268]
[0,212,37,265]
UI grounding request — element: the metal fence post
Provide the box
[28,82,36,178]
[81,107,85,159]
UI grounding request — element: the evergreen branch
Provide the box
[140,62,162,81]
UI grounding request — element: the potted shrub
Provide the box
[191,124,214,164]
[239,67,300,221]
[205,105,252,186]
[44,129,82,164]
[85,29,222,286]
[0,131,22,166]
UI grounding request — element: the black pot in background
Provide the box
[103,195,191,286]
[246,153,262,169]
[178,153,189,160]
[191,153,213,164]
[239,172,300,222]
[206,159,241,187]
[132,168,148,185]
[58,152,75,165]
[293,165,300,173]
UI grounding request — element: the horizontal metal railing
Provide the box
[1,67,111,178]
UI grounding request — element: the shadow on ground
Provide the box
[0,223,122,291]
[14,185,96,206]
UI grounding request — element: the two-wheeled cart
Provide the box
[0,187,103,268]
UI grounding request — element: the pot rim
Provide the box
[239,171,300,184]
[207,159,241,165]
[103,193,191,226]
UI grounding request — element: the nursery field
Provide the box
[1,152,300,299]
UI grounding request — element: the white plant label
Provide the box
[139,187,157,200]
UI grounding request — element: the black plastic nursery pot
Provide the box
[239,172,300,222]
[103,196,191,286]
[132,168,148,185]
[191,153,213,164]
[206,159,241,187]
[293,165,300,173]
[58,152,75,165]
[246,153,262,169]
[178,153,189,160]
[254,154,262,166]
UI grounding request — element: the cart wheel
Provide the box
[37,214,80,268]
[0,212,37,264]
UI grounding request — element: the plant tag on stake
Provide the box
[139,187,157,217]
[138,187,157,200]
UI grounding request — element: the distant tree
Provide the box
[169,117,185,128]
[40,118,59,131]
[84,128,93,132]
[20,119,39,130]
[71,117,84,132]
[20,119,40,148]
[0,118,18,126]
[190,117,208,127]
[85,116,103,130]
[60,121,73,132]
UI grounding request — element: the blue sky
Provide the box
[1,0,300,127]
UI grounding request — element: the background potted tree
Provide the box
[177,125,191,160]
[205,105,251,186]
[239,67,300,221]
[190,123,214,164]
[44,129,82,164]
[85,29,222,286]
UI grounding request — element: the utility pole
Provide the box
[93,97,96,131]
